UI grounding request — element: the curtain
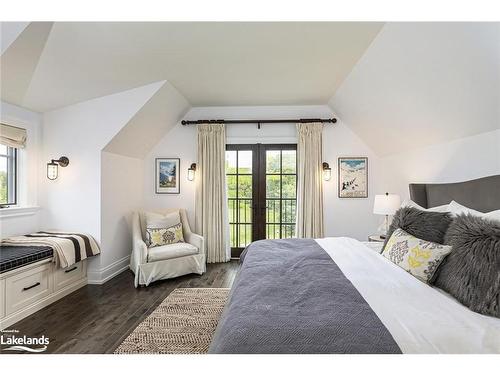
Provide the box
[295,122,324,238]
[195,123,230,263]
[0,123,27,148]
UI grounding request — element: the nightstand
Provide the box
[368,235,385,242]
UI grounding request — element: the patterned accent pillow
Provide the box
[146,222,184,248]
[382,228,453,283]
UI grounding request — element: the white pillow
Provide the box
[401,199,450,213]
[145,211,181,230]
[448,201,500,222]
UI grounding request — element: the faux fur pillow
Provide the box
[382,207,453,251]
[432,214,500,318]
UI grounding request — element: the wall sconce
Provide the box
[322,162,332,181]
[47,156,69,180]
[187,163,196,181]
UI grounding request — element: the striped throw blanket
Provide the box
[2,231,100,268]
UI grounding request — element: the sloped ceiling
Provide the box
[0,22,53,106]
[1,22,29,54]
[103,80,190,158]
[1,22,383,112]
[329,22,500,156]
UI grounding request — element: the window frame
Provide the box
[0,145,18,207]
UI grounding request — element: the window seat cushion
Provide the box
[0,245,53,273]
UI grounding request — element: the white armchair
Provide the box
[130,208,206,287]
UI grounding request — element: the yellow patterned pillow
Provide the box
[146,222,184,248]
[382,228,453,283]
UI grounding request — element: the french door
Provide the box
[226,144,297,257]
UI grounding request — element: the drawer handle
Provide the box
[23,282,41,291]
[65,266,78,273]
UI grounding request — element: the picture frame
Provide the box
[338,157,368,198]
[155,158,180,194]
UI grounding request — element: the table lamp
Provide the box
[373,192,401,239]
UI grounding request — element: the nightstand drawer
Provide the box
[5,263,52,315]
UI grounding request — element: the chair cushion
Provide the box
[147,242,198,262]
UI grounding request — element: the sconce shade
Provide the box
[373,193,401,215]
[47,162,58,180]
[322,162,332,181]
[187,163,196,181]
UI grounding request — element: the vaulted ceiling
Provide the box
[1,22,499,157]
[1,22,383,112]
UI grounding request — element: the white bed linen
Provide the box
[316,237,500,354]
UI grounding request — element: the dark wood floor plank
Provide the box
[3,261,239,354]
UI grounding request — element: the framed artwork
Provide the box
[338,157,368,198]
[155,158,180,194]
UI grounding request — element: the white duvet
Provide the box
[316,237,500,354]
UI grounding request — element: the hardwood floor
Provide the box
[3,261,240,354]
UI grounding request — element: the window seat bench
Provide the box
[0,245,87,329]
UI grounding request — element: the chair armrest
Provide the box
[133,238,148,264]
[185,232,205,255]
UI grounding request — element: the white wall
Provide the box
[144,105,383,240]
[381,129,500,201]
[40,82,162,276]
[97,151,143,283]
[0,101,42,237]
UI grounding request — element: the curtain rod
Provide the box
[181,118,337,129]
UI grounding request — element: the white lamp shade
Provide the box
[373,194,401,215]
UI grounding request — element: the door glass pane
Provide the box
[282,150,296,173]
[238,151,252,174]
[266,150,280,173]
[227,175,237,198]
[238,175,252,198]
[228,199,237,223]
[266,175,281,198]
[225,150,237,173]
[238,224,252,248]
[238,199,252,224]
[282,199,296,224]
[266,199,281,224]
[281,175,296,198]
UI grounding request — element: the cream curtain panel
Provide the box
[195,123,230,263]
[0,123,27,148]
[295,122,324,238]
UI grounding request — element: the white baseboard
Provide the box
[87,255,130,285]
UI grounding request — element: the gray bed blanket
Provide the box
[209,239,401,354]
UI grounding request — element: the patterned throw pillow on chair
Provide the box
[382,228,453,283]
[146,222,185,248]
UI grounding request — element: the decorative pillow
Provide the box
[432,214,500,318]
[146,222,184,248]
[383,207,453,252]
[448,201,500,222]
[382,228,453,283]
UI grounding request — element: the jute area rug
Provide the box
[114,288,230,354]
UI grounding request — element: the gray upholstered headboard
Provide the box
[409,175,500,213]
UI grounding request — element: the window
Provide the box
[0,145,17,206]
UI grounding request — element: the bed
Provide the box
[209,175,500,354]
